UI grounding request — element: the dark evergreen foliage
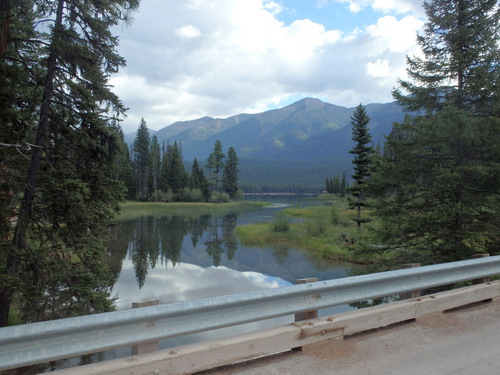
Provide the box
[368,0,500,264]
[206,140,225,192]
[0,0,139,326]
[222,147,239,198]
[132,118,151,201]
[348,104,374,228]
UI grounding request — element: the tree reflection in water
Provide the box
[124,213,241,288]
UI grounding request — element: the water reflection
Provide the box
[109,212,296,310]
[109,205,366,312]
[113,261,291,310]
[8,202,367,374]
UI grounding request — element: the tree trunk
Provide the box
[0,0,65,327]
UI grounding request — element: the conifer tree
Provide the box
[206,140,225,192]
[132,118,151,201]
[150,135,161,201]
[166,141,188,198]
[191,158,210,200]
[369,0,500,264]
[222,147,239,198]
[0,0,138,326]
[349,104,373,229]
[340,172,347,197]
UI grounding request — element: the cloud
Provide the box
[175,24,202,38]
[332,0,425,16]
[111,0,425,132]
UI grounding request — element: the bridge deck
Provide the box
[197,298,500,375]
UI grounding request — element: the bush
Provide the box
[330,205,340,224]
[189,188,204,202]
[233,188,245,200]
[306,207,330,236]
[182,187,204,202]
[153,189,173,202]
[209,191,230,203]
[271,212,290,233]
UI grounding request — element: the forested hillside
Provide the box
[126,98,406,191]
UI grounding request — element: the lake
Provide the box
[109,196,365,311]
[18,196,367,373]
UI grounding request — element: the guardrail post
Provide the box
[399,263,421,299]
[293,278,319,352]
[294,278,319,321]
[131,299,159,355]
[472,254,490,284]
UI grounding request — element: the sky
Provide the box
[111,0,426,133]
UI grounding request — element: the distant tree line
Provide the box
[324,173,347,196]
[127,119,242,202]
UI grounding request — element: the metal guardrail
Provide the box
[1,255,500,371]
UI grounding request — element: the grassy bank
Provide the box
[114,200,268,221]
[236,195,382,264]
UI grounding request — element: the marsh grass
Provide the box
[236,196,381,264]
[114,201,267,221]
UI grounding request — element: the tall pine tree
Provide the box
[206,140,225,192]
[132,118,150,201]
[348,104,373,229]
[149,135,161,201]
[0,0,139,326]
[368,0,500,264]
[222,147,239,198]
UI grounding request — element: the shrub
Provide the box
[233,188,245,200]
[189,188,204,202]
[330,205,340,224]
[153,189,173,202]
[271,212,290,233]
[209,191,230,203]
[306,207,330,236]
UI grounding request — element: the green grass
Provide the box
[236,195,384,264]
[114,200,268,221]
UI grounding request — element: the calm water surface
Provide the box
[110,196,365,311]
[20,197,367,373]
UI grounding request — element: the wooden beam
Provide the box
[51,281,500,375]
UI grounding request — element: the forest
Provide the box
[126,118,242,203]
[0,0,499,328]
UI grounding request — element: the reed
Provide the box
[236,198,378,264]
[114,201,267,221]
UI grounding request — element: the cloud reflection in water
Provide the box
[112,259,291,310]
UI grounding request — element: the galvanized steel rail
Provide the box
[1,255,500,371]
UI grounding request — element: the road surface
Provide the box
[198,298,500,375]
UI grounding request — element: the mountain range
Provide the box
[125,98,406,191]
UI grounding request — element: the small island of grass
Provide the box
[235,195,384,264]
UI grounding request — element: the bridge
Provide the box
[1,255,500,374]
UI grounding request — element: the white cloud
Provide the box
[333,0,425,16]
[175,24,202,38]
[111,0,425,132]
[366,59,391,77]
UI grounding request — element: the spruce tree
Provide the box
[166,141,188,198]
[340,172,347,197]
[150,135,161,201]
[348,104,373,229]
[191,158,210,200]
[394,0,499,114]
[0,0,138,326]
[222,147,239,198]
[132,118,151,201]
[369,0,500,264]
[206,140,225,192]
[333,175,341,194]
